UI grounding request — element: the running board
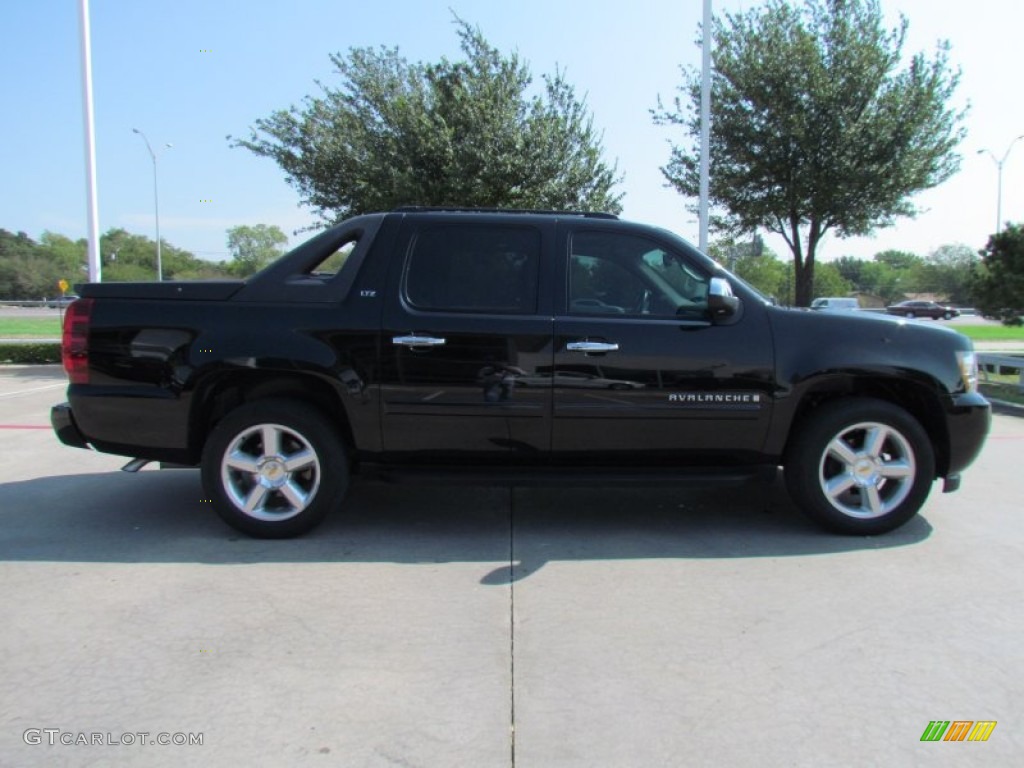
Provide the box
[360,464,777,488]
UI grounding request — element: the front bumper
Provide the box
[944,392,992,478]
[51,402,90,450]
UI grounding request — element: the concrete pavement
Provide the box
[0,365,1022,766]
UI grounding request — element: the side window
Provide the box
[308,239,357,277]
[569,231,709,319]
[404,226,540,314]
[570,254,646,315]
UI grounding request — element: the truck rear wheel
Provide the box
[201,398,348,538]
[785,398,934,534]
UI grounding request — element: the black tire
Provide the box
[784,398,934,535]
[201,398,348,538]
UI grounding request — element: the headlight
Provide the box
[956,350,979,394]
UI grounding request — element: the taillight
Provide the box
[62,298,94,384]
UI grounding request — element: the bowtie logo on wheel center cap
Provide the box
[853,456,879,486]
[258,458,287,488]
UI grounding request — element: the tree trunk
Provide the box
[793,258,815,307]
[785,216,821,307]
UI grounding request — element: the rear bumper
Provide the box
[50,402,90,450]
[53,390,195,464]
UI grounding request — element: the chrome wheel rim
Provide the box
[220,423,321,521]
[818,421,915,519]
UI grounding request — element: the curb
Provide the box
[988,398,1024,418]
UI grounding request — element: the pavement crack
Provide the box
[509,485,516,768]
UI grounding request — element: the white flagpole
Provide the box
[79,0,102,282]
[698,0,711,252]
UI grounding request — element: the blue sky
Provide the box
[1,0,1022,267]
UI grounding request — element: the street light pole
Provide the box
[978,134,1024,235]
[132,128,172,280]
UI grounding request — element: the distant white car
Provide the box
[811,297,859,311]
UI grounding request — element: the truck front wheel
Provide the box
[201,398,348,538]
[785,398,935,534]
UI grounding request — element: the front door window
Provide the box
[569,231,710,321]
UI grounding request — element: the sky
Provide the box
[1,0,1023,270]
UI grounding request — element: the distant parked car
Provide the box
[886,300,959,320]
[46,294,80,308]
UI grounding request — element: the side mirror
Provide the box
[708,277,740,319]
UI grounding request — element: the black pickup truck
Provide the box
[52,208,990,537]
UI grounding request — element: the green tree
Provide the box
[713,236,848,303]
[38,232,87,281]
[973,224,1024,325]
[868,262,908,304]
[874,249,925,301]
[708,234,769,269]
[834,254,915,303]
[231,15,622,224]
[813,262,852,298]
[172,261,232,281]
[733,253,791,303]
[710,236,790,302]
[834,255,867,288]
[0,228,222,296]
[0,230,41,298]
[0,229,37,261]
[873,249,922,272]
[0,229,75,299]
[919,243,977,304]
[100,228,208,282]
[0,258,18,299]
[653,0,965,306]
[226,224,288,277]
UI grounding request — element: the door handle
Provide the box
[566,341,619,353]
[392,335,447,349]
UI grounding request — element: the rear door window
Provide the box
[404,226,540,314]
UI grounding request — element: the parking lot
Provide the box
[1,364,1021,766]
